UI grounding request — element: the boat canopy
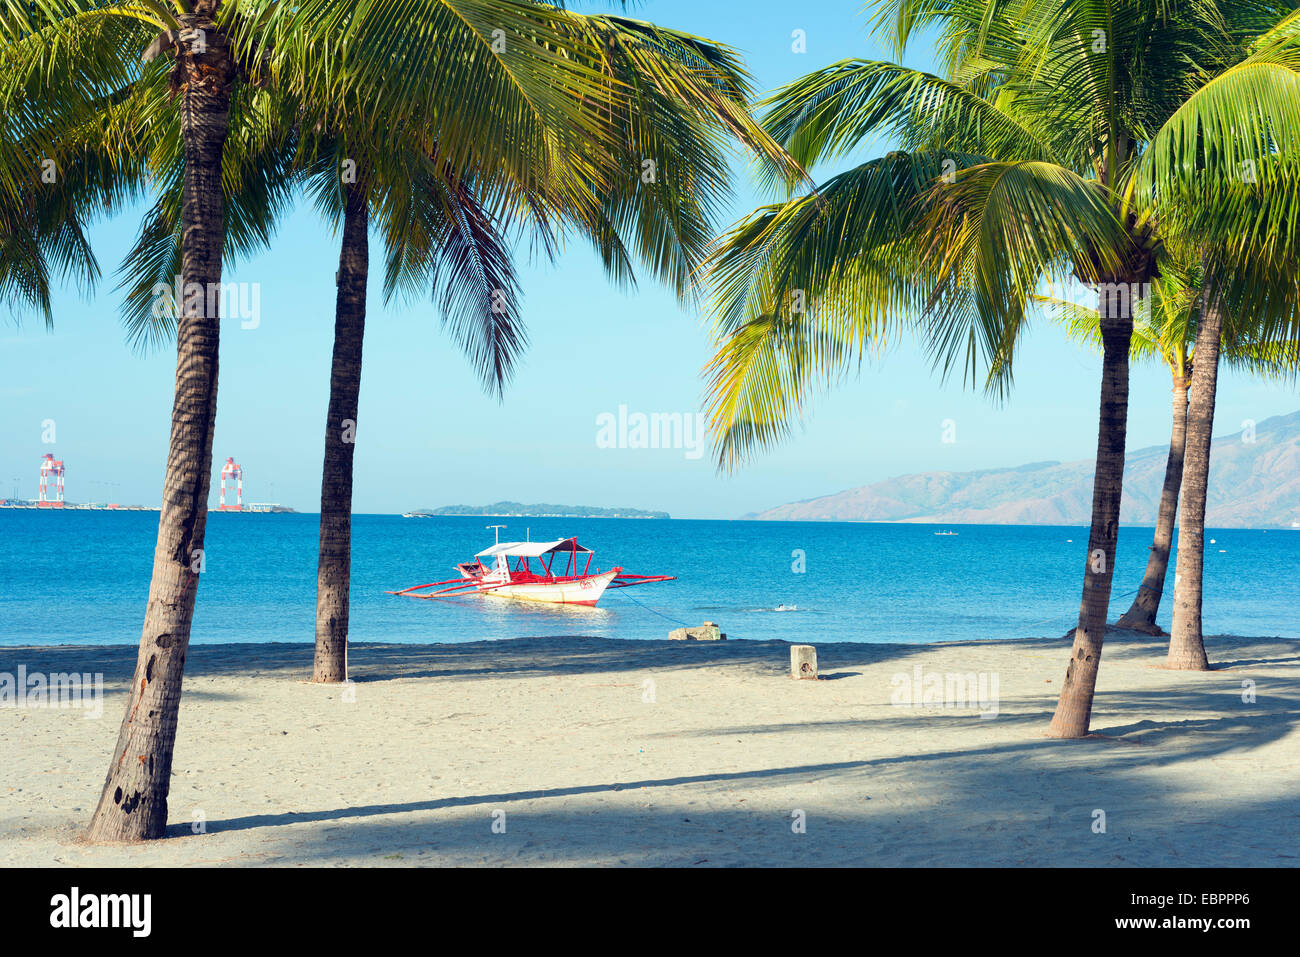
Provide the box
[475,538,592,559]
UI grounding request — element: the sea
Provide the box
[1,511,1296,647]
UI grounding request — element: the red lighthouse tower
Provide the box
[219,457,244,511]
[38,453,65,507]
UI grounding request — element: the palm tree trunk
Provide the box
[1048,313,1133,738]
[312,179,369,683]
[1168,286,1222,671]
[1116,370,1189,633]
[86,17,233,842]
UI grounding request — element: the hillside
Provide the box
[750,409,1300,528]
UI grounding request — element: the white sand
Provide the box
[2,630,1297,866]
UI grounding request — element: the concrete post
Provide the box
[791,645,817,679]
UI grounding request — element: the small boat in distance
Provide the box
[933,531,958,536]
[387,533,674,606]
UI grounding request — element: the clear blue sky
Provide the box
[2,0,1295,517]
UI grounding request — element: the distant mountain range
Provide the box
[749,409,1300,528]
[405,501,670,519]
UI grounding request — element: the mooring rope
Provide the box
[608,587,694,628]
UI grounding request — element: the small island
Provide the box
[402,500,669,519]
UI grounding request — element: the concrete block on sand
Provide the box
[668,621,725,641]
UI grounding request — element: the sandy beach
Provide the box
[2,630,1297,867]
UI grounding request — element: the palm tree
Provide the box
[0,80,104,323]
[1116,293,1195,635]
[1045,268,1297,636]
[7,0,263,841]
[101,73,521,691]
[0,159,101,326]
[1139,6,1300,669]
[1166,277,1300,668]
[297,135,529,684]
[1,0,137,310]
[19,0,794,841]
[700,0,1300,736]
[250,3,798,684]
[1041,272,1198,635]
[311,172,368,683]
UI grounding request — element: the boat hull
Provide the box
[480,569,618,606]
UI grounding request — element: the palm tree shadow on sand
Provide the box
[185,682,1299,865]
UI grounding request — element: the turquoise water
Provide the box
[0,511,1296,646]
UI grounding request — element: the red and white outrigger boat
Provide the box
[387,532,674,606]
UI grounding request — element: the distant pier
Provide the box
[0,501,156,511]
